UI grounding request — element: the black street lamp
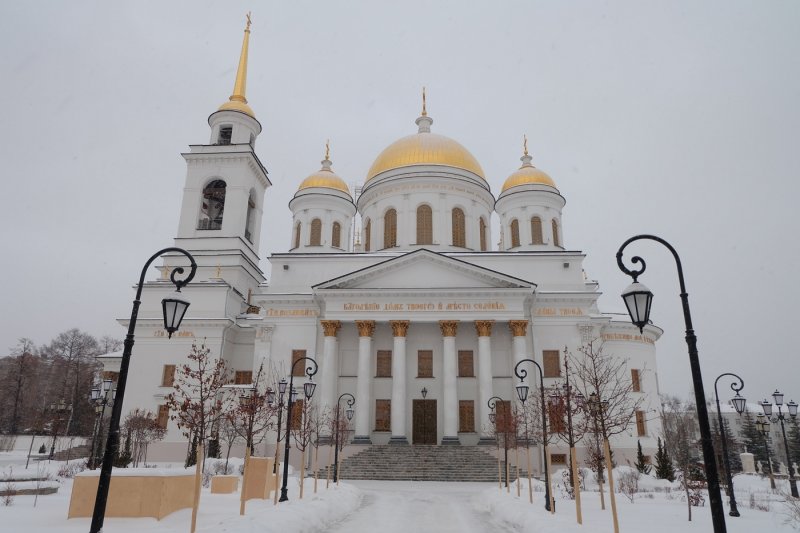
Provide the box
[267,379,287,476]
[617,234,727,533]
[333,393,355,483]
[48,399,72,460]
[514,359,553,511]
[88,379,116,470]
[488,396,510,488]
[760,391,799,498]
[713,373,746,516]
[90,247,196,533]
[278,356,318,502]
[755,414,776,490]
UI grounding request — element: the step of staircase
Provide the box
[318,445,530,482]
[52,444,91,461]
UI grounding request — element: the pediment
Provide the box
[313,249,535,290]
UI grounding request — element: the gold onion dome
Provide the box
[218,14,256,118]
[501,138,557,192]
[297,143,351,195]
[366,91,484,182]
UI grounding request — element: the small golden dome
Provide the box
[218,99,256,118]
[501,151,557,192]
[366,116,485,182]
[297,159,350,195]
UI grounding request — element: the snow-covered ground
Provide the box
[1,452,798,532]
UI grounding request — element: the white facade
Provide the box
[110,28,665,468]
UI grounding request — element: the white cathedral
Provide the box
[104,22,663,470]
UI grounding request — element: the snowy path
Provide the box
[327,480,518,533]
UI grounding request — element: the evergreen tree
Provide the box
[654,437,675,481]
[635,440,651,474]
[113,429,132,468]
[787,417,800,469]
[739,408,775,468]
[207,435,221,459]
[722,417,743,472]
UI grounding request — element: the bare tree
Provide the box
[661,395,704,521]
[1,339,40,434]
[98,336,123,354]
[229,363,276,450]
[293,400,317,497]
[122,409,166,467]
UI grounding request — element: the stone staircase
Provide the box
[322,445,528,482]
[52,444,92,462]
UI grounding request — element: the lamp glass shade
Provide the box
[788,400,798,417]
[773,389,784,406]
[346,408,354,421]
[303,380,316,399]
[290,387,298,403]
[621,281,653,333]
[90,388,101,401]
[761,400,773,417]
[516,384,529,403]
[489,412,496,424]
[102,379,113,392]
[278,378,288,395]
[266,389,276,406]
[95,405,103,415]
[421,387,428,399]
[731,393,747,415]
[162,291,190,338]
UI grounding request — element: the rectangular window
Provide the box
[417,350,433,378]
[157,404,169,429]
[292,350,307,377]
[459,400,475,433]
[376,350,392,377]
[291,399,304,430]
[636,410,647,436]
[551,453,567,465]
[375,399,391,431]
[458,350,474,377]
[543,350,561,378]
[631,369,641,392]
[218,125,232,145]
[161,365,176,387]
[235,370,253,385]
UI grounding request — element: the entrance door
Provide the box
[412,399,437,445]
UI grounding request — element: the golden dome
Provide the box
[218,99,255,117]
[501,150,557,192]
[297,157,350,195]
[366,116,485,182]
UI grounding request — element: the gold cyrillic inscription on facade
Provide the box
[602,333,655,345]
[154,330,194,338]
[266,308,318,317]
[341,301,507,312]
[535,307,584,316]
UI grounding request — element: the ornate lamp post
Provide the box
[333,393,355,483]
[278,356,318,502]
[48,399,72,460]
[617,234,727,533]
[90,247,196,533]
[713,373,746,516]
[760,391,799,497]
[514,359,553,511]
[488,396,509,489]
[755,414,776,489]
[88,379,116,469]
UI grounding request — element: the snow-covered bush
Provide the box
[617,469,641,503]
[57,462,86,479]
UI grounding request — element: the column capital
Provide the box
[355,320,376,338]
[390,320,410,337]
[439,320,459,337]
[321,320,342,337]
[256,325,275,341]
[509,320,529,337]
[474,320,494,337]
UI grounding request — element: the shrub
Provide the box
[617,469,641,503]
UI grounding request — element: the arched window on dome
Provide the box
[310,218,322,246]
[510,219,520,248]
[417,205,433,245]
[245,190,256,243]
[332,221,342,248]
[384,209,397,248]
[452,208,466,248]
[364,219,371,251]
[552,219,560,247]
[531,216,543,245]
[293,222,301,249]
[479,217,488,252]
[198,179,226,230]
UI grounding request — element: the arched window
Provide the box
[552,219,560,247]
[293,222,301,249]
[198,179,226,230]
[510,219,520,248]
[332,221,342,248]
[310,218,322,246]
[245,190,256,243]
[416,205,433,245]
[364,219,371,251]
[479,217,487,251]
[531,216,543,245]
[384,209,397,248]
[452,208,466,247]
[217,126,232,145]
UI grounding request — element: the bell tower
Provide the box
[172,14,270,297]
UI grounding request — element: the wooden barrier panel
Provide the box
[211,475,239,494]
[243,457,277,500]
[68,469,195,520]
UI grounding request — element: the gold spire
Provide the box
[218,13,255,117]
[523,134,528,156]
[325,139,330,160]
[421,87,427,116]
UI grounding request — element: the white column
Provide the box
[440,320,460,444]
[475,320,494,443]
[390,320,410,444]
[354,320,375,444]
[509,320,529,374]
[320,320,341,436]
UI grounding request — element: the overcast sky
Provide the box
[1,1,798,401]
